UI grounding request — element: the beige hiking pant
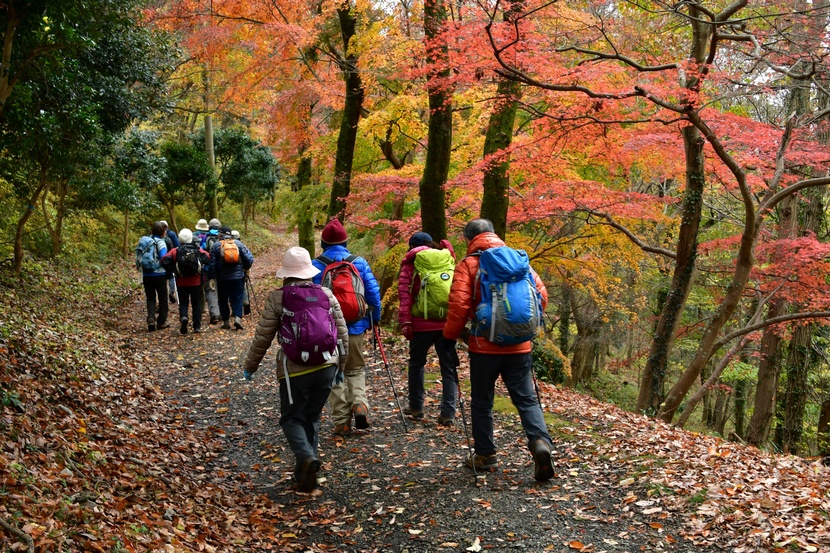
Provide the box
[329,332,368,425]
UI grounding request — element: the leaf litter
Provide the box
[1,246,827,552]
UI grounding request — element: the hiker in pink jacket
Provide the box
[398,232,458,425]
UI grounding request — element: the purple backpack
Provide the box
[280,283,338,365]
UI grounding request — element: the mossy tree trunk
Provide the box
[328,5,364,220]
[480,77,520,239]
[419,0,452,241]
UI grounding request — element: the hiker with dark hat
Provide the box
[203,218,222,324]
[160,221,179,305]
[443,218,555,482]
[161,228,210,334]
[312,218,382,436]
[209,225,254,330]
[398,231,458,425]
[242,247,349,493]
[135,221,169,332]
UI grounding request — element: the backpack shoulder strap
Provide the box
[316,254,333,266]
[345,254,358,263]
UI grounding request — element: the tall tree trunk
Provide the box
[566,286,600,387]
[328,5,364,220]
[205,114,218,219]
[818,397,830,456]
[296,148,314,255]
[636,125,705,414]
[419,0,452,241]
[733,378,747,439]
[713,388,730,437]
[781,185,824,453]
[557,289,571,355]
[745,301,786,446]
[745,193,798,446]
[480,77,520,238]
[781,324,811,454]
[378,121,409,315]
[41,178,68,258]
[0,8,22,117]
[637,3,715,415]
[13,165,48,273]
[40,178,69,257]
[123,208,130,258]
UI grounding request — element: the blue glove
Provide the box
[334,370,345,385]
[243,370,253,381]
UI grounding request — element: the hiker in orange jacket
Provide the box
[443,218,555,482]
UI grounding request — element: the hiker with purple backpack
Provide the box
[242,247,349,493]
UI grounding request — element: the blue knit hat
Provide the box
[408,232,433,249]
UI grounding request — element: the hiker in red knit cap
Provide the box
[311,219,382,436]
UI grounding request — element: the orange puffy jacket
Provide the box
[443,232,548,354]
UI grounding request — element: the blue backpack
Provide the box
[472,246,542,345]
[136,236,163,272]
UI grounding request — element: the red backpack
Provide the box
[317,254,368,324]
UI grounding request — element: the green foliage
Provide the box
[155,140,212,211]
[721,360,757,387]
[271,182,331,229]
[532,334,571,385]
[375,241,408,314]
[584,369,641,412]
[213,128,280,205]
[2,390,22,409]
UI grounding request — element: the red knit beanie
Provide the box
[321,218,348,244]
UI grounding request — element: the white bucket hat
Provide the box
[179,228,193,244]
[195,219,209,231]
[276,247,320,280]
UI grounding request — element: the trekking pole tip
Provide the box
[475,474,486,487]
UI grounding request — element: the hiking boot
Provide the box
[531,438,555,482]
[157,322,170,330]
[210,316,221,325]
[465,452,498,471]
[438,415,455,426]
[352,403,370,429]
[295,457,321,493]
[234,316,244,330]
[147,323,155,332]
[243,303,251,315]
[180,317,189,335]
[193,327,203,333]
[403,406,424,419]
[333,421,352,436]
[221,320,231,330]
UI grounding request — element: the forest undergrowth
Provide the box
[0,243,828,552]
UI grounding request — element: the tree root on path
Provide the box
[0,517,34,553]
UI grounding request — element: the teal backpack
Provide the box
[410,248,454,320]
[136,236,163,272]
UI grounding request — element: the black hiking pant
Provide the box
[143,274,168,326]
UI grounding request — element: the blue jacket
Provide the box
[140,235,167,277]
[312,244,381,335]
[210,237,254,281]
[166,229,180,249]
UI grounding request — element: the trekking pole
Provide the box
[370,315,408,433]
[451,340,483,486]
[245,274,259,314]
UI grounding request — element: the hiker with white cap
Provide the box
[161,229,210,334]
[242,247,349,493]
